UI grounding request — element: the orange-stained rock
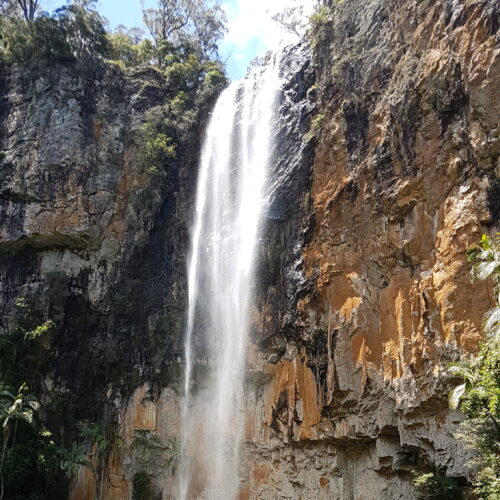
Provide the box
[252,464,271,485]
[243,0,499,498]
[239,484,250,500]
[101,451,129,500]
[319,476,330,488]
[130,384,157,431]
[69,384,181,500]
[70,464,96,500]
[265,358,321,441]
[70,445,98,500]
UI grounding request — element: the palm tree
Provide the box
[0,383,40,500]
[448,233,500,425]
[79,421,110,500]
[467,233,500,341]
[59,442,91,478]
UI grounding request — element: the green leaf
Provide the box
[449,384,466,409]
[483,307,500,340]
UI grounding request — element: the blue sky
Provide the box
[42,0,312,80]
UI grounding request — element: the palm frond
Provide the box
[449,384,466,410]
[447,361,473,379]
[0,387,15,400]
[0,383,40,430]
[59,442,91,477]
[483,307,500,339]
[25,400,41,412]
[471,261,500,281]
[19,410,34,423]
[467,247,482,263]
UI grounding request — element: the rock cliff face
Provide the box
[0,0,498,498]
[0,60,204,497]
[244,0,499,498]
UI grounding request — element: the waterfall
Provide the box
[180,54,282,499]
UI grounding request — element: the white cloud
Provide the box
[223,0,313,50]
[220,0,315,79]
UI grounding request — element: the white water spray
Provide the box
[180,55,282,499]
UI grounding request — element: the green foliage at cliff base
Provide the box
[447,234,500,499]
[412,470,463,499]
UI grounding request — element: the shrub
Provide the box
[412,470,462,499]
[309,5,332,50]
[307,113,325,140]
[0,429,66,500]
[309,1,347,55]
[132,471,152,500]
[136,122,176,175]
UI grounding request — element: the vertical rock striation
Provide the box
[0,59,208,498]
[245,0,499,498]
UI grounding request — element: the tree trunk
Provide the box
[98,458,105,500]
[11,421,17,449]
[16,0,38,22]
[0,426,12,500]
[488,412,500,431]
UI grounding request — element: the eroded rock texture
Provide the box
[244,0,500,498]
[0,60,208,497]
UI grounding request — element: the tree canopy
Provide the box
[0,0,227,74]
[0,0,40,22]
[142,0,226,65]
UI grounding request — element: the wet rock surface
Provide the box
[0,59,202,442]
[244,0,499,498]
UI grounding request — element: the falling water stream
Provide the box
[180,54,282,499]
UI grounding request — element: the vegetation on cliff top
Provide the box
[0,0,226,65]
[0,0,228,165]
[0,0,227,177]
